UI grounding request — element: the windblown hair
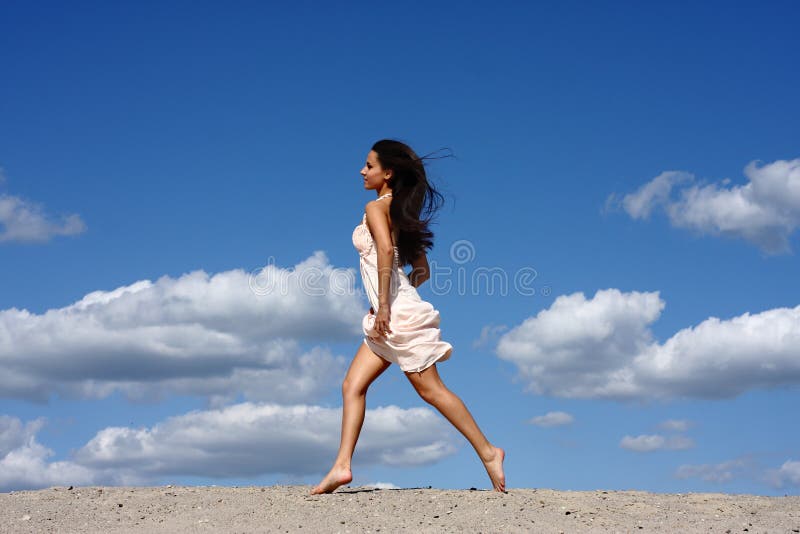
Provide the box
[371,139,451,267]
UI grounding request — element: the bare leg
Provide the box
[310,341,392,494]
[405,358,506,492]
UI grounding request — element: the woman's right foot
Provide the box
[482,446,506,492]
[310,465,353,495]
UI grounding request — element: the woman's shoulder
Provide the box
[364,197,395,238]
[364,196,392,212]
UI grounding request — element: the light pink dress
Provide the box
[352,193,453,373]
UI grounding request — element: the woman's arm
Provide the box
[365,201,395,312]
[407,252,430,288]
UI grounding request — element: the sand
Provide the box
[1,485,798,533]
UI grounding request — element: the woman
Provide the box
[310,139,505,494]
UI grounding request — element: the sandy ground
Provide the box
[1,485,798,533]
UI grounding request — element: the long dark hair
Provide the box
[371,139,451,266]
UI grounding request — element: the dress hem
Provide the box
[406,347,453,374]
[363,338,453,374]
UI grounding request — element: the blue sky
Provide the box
[1,0,799,495]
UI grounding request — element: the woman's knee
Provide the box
[422,388,448,406]
[413,381,447,404]
[406,366,447,402]
[342,377,368,398]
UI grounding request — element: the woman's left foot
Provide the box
[310,465,353,495]
[481,446,506,492]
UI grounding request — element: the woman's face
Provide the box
[360,150,391,191]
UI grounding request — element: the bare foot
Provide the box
[482,446,506,492]
[309,465,353,495]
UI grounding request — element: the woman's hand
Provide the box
[374,304,392,337]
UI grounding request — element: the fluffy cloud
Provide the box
[494,288,800,400]
[658,419,691,432]
[0,252,367,403]
[620,434,694,452]
[529,411,574,427]
[0,193,86,243]
[675,458,750,483]
[0,416,108,491]
[677,456,800,487]
[75,402,458,476]
[612,170,694,219]
[765,460,800,488]
[472,324,509,349]
[0,402,459,491]
[606,158,800,254]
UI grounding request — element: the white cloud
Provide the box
[0,193,86,243]
[677,456,799,488]
[0,415,31,457]
[612,171,694,219]
[472,324,508,349]
[529,411,574,427]
[675,458,750,483]
[496,288,664,399]
[658,419,691,432]
[608,158,800,254]
[620,434,694,452]
[765,460,800,488]
[0,416,113,492]
[494,288,800,400]
[1,402,459,491]
[74,402,459,476]
[620,434,664,452]
[0,252,368,403]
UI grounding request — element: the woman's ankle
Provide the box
[479,443,497,462]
